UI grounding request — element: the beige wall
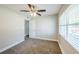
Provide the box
[29,15,58,41]
[58,4,78,54]
[0,6,24,52]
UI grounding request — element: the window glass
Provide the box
[59,5,79,52]
[67,25,79,51]
[68,5,79,24]
[59,26,67,39]
[59,13,67,25]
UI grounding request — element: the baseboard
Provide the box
[0,40,24,53]
[58,35,79,54]
[58,40,65,54]
[30,37,58,42]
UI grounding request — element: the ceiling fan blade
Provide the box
[37,10,46,12]
[28,4,32,8]
[20,10,29,12]
[36,13,41,16]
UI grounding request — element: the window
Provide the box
[59,5,79,52]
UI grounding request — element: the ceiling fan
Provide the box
[20,4,46,16]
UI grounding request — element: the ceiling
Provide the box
[0,4,62,16]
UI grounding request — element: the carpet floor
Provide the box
[1,38,62,54]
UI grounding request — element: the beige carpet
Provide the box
[1,38,62,54]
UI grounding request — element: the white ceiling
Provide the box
[0,4,62,16]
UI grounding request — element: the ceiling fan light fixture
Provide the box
[31,12,37,16]
[20,4,46,16]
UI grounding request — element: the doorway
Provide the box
[25,20,29,39]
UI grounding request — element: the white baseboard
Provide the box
[0,40,24,53]
[58,40,64,54]
[30,37,58,42]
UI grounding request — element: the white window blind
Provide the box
[59,5,79,52]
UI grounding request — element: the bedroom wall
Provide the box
[29,15,58,41]
[0,6,25,52]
